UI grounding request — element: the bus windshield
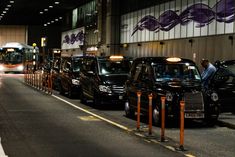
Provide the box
[2,51,23,64]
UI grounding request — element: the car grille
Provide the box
[112,85,125,94]
[184,92,204,111]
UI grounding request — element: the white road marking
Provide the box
[0,138,8,157]
[52,94,131,131]
[52,94,197,157]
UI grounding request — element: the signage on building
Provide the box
[61,27,85,50]
[121,0,235,43]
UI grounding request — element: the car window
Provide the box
[213,68,233,83]
[72,59,82,72]
[225,64,235,75]
[133,64,142,81]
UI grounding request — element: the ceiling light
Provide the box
[9,1,14,3]
[49,6,53,8]
[47,22,50,24]
[44,24,47,27]
[1,14,4,16]
[39,12,43,14]
[5,8,9,11]
[7,5,11,7]
[55,18,58,21]
[59,17,62,19]
[3,11,7,14]
[44,9,48,11]
[51,20,54,23]
[55,2,60,5]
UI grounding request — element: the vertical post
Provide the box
[148,93,153,135]
[179,100,185,151]
[136,91,142,130]
[161,96,166,142]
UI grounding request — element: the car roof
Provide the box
[133,57,196,65]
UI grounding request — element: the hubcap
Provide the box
[153,108,160,124]
[125,101,130,115]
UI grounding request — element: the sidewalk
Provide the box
[217,112,235,129]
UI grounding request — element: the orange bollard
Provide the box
[136,91,142,130]
[148,93,153,135]
[179,100,185,151]
[161,96,166,142]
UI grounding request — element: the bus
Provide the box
[0,42,39,73]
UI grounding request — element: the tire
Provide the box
[125,101,135,118]
[68,86,74,99]
[59,82,65,95]
[205,118,218,127]
[93,92,101,106]
[80,87,87,104]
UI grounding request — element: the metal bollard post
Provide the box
[161,96,166,142]
[136,91,142,130]
[148,93,153,135]
[179,100,185,151]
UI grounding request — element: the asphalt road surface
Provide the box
[0,74,184,157]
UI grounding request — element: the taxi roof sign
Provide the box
[109,56,124,61]
[166,57,181,62]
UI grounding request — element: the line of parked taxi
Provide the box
[43,55,235,125]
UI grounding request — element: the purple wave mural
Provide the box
[132,0,235,36]
[63,31,84,45]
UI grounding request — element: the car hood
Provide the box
[100,74,128,85]
[159,79,202,92]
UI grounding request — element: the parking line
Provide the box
[52,95,131,132]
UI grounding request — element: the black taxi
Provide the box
[79,55,132,106]
[59,56,83,98]
[124,57,219,125]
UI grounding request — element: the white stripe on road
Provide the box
[52,94,197,157]
[0,138,8,157]
[52,94,131,132]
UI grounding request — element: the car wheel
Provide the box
[68,86,74,99]
[93,92,101,106]
[80,87,87,104]
[153,107,160,126]
[205,117,218,127]
[59,82,65,95]
[125,101,135,118]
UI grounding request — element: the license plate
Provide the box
[119,96,123,100]
[185,113,204,118]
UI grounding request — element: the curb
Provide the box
[217,120,235,129]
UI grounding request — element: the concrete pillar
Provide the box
[98,0,120,56]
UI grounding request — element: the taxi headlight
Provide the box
[211,92,219,102]
[166,92,173,101]
[72,79,80,85]
[17,65,24,71]
[99,85,112,94]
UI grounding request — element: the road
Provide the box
[0,74,183,157]
[0,74,234,157]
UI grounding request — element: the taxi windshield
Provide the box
[153,63,201,81]
[98,59,132,75]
